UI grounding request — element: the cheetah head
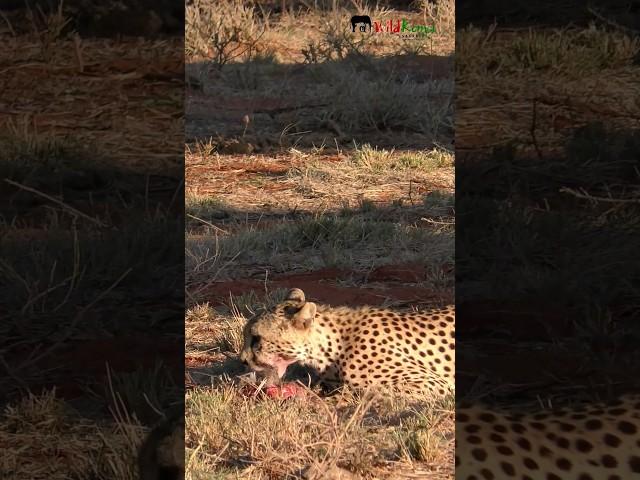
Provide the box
[239,288,317,381]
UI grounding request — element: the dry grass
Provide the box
[186,385,454,479]
[456,21,640,404]
[185,297,454,479]
[187,0,455,64]
[0,389,146,480]
[456,25,640,155]
[458,25,638,76]
[186,145,453,215]
[186,0,454,148]
[186,211,453,288]
[0,5,183,479]
[186,301,247,357]
[186,0,266,64]
[1,23,183,175]
[185,142,454,287]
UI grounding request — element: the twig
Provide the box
[530,97,543,161]
[560,187,640,204]
[73,33,84,72]
[0,9,15,37]
[186,213,229,234]
[421,217,455,225]
[408,179,414,205]
[5,179,107,227]
[242,114,250,137]
[169,177,185,211]
[0,62,49,75]
[143,393,165,417]
[55,222,80,312]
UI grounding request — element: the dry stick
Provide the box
[169,176,185,211]
[5,179,107,227]
[73,33,84,72]
[0,9,15,36]
[408,179,414,205]
[560,187,640,204]
[186,213,229,234]
[55,223,80,312]
[530,97,543,161]
[185,285,197,305]
[421,217,455,225]
[0,62,51,75]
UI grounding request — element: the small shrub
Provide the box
[185,0,266,66]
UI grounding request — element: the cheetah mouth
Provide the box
[253,356,296,379]
[273,358,295,378]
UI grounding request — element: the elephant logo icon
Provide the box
[350,15,372,32]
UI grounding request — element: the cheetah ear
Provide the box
[285,288,306,305]
[291,302,316,330]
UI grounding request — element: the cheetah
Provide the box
[239,288,455,396]
[456,394,640,479]
[138,409,185,480]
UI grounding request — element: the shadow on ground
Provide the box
[186,53,454,152]
[456,124,640,402]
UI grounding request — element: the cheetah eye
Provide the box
[251,335,261,348]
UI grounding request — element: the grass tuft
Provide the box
[0,390,145,480]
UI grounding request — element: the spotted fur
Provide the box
[239,288,455,396]
[456,395,640,480]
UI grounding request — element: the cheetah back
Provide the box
[456,395,640,479]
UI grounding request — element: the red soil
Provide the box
[202,265,453,308]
